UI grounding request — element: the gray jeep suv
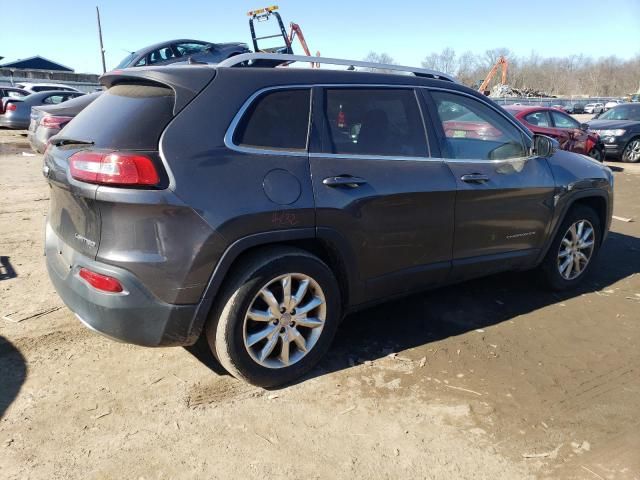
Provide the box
[44,54,613,387]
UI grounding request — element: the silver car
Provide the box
[584,103,604,114]
[0,90,84,129]
[114,39,250,69]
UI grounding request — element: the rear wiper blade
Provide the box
[51,137,95,147]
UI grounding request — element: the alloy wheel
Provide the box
[622,139,640,163]
[557,220,595,280]
[243,273,326,369]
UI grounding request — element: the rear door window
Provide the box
[322,88,427,157]
[233,89,311,151]
[431,91,527,161]
[550,111,579,129]
[148,47,176,64]
[524,111,551,127]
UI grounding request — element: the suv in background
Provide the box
[587,103,640,162]
[44,54,614,387]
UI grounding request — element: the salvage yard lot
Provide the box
[1,129,639,479]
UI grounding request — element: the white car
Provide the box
[604,100,623,111]
[14,82,80,94]
[584,103,604,114]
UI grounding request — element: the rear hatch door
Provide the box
[44,65,215,261]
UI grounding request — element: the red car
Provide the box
[504,105,604,161]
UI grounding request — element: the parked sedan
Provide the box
[587,103,640,162]
[505,105,604,161]
[584,103,604,114]
[0,87,29,113]
[28,92,101,153]
[114,39,250,69]
[0,91,84,129]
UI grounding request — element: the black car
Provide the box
[44,53,613,387]
[588,103,640,162]
[115,39,250,69]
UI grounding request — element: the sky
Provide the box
[1,0,639,74]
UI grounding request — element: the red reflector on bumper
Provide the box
[79,268,123,293]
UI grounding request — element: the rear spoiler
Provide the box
[100,65,216,115]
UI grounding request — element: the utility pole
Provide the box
[96,6,106,73]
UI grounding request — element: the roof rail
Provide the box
[216,53,456,82]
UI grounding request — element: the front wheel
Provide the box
[539,205,601,291]
[588,147,604,162]
[206,247,341,387]
[621,138,640,163]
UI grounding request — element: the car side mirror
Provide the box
[579,123,589,131]
[204,43,215,52]
[533,134,556,157]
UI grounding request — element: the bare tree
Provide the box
[362,52,396,73]
[418,47,640,96]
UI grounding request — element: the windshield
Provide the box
[598,104,640,121]
[115,53,136,69]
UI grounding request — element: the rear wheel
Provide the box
[621,137,640,163]
[206,247,341,387]
[539,205,601,290]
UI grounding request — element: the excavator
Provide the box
[478,56,508,95]
[247,5,320,67]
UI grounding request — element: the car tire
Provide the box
[206,247,341,387]
[588,147,604,162]
[621,137,640,163]
[539,205,601,291]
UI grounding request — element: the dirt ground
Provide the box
[1,129,639,480]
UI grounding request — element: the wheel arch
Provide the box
[537,189,610,265]
[185,228,360,344]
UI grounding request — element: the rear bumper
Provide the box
[27,128,51,153]
[45,224,200,347]
[0,117,28,129]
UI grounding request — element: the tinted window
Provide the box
[550,111,579,129]
[323,88,427,157]
[524,111,551,127]
[233,89,310,151]
[33,86,57,92]
[135,57,147,67]
[59,84,174,150]
[431,91,526,161]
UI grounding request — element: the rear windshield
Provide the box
[59,84,174,150]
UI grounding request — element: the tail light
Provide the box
[69,151,159,186]
[5,103,17,112]
[41,115,73,129]
[79,268,123,293]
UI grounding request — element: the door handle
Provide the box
[460,173,489,184]
[322,175,368,188]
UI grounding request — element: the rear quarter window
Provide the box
[232,89,311,151]
[58,84,174,150]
